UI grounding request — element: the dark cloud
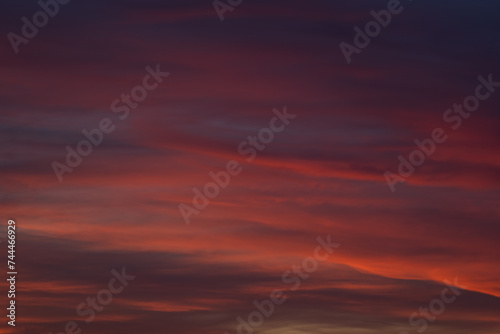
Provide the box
[1,0,499,333]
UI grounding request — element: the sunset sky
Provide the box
[1,0,499,333]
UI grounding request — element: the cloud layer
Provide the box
[1,0,499,333]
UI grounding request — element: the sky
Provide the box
[1,0,499,333]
